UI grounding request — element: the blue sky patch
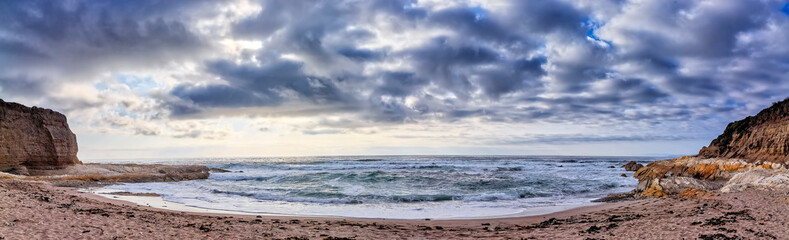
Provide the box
[782,3,789,15]
[583,18,613,48]
[115,74,158,95]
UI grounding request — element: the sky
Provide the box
[1,0,788,160]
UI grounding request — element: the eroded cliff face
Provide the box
[0,99,81,172]
[630,98,789,198]
[698,98,789,163]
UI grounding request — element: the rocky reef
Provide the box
[0,99,210,185]
[2,164,211,187]
[621,161,644,171]
[632,98,789,198]
[0,99,81,174]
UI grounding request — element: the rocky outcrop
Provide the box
[698,98,789,163]
[1,99,81,173]
[621,161,644,171]
[720,169,789,193]
[630,98,789,198]
[632,157,778,197]
[2,164,211,187]
[29,164,211,183]
[1,99,210,185]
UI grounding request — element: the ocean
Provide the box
[88,155,661,219]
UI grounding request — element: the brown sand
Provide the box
[1,179,788,239]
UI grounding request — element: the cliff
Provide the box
[0,99,212,184]
[0,99,81,173]
[629,98,789,198]
[698,98,789,163]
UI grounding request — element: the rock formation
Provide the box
[698,98,789,162]
[621,161,644,171]
[630,98,789,198]
[27,164,211,186]
[1,99,81,173]
[632,157,778,197]
[0,99,211,184]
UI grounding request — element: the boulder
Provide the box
[621,161,644,171]
[1,99,80,172]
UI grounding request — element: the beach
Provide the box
[2,179,787,239]
[3,0,789,238]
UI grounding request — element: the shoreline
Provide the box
[82,186,607,221]
[69,184,633,230]
[3,178,788,239]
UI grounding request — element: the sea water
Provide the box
[88,155,661,219]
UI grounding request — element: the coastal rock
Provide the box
[632,157,775,197]
[632,98,789,197]
[28,164,211,183]
[637,175,725,196]
[0,99,80,172]
[633,157,754,183]
[720,169,789,193]
[698,97,789,163]
[621,161,644,171]
[209,168,232,173]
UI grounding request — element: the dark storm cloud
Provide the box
[600,0,787,100]
[336,47,386,62]
[163,0,789,127]
[428,6,523,45]
[507,0,588,34]
[405,38,501,99]
[0,76,49,96]
[477,56,547,98]
[206,59,348,104]
[166,59,352,115]
[171,84,269,108]
[0,0,216,107]
[3,0,789,141]
[0,38,48,61]
[0,0,211,61]
[374,72,428,97]
[231,0,427,66]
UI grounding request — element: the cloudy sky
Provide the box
[2,0,788,159]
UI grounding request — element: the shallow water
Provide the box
[87,155,661,219]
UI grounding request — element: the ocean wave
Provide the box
[206,186,583,204]
[117,156,655,211]
[208,188,463,204]
[354,158,384,162]
[494,167,523,171]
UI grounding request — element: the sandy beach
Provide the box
[4,0,789,238]
[1,179,787,239]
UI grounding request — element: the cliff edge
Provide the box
[629,98,789,198]
[0,99,212,185]
[698,98,789,162]
[1,99,81,173]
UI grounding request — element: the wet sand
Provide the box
[1,179,788,239]
[85,187,603,220]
